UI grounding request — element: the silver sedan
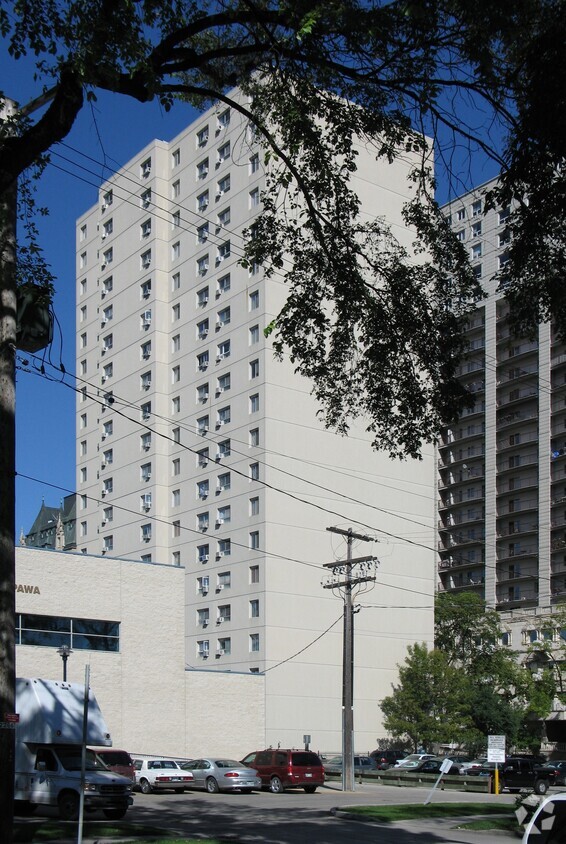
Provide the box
[180,758,261,793]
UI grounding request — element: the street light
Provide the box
[57,645,72,681]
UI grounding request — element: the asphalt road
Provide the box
[122,780,519,844]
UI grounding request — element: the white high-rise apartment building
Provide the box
[439,178,566,656]
[76,95,436,749]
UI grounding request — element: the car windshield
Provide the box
[214,760,242,768]
[327,756,342,764]
[58,747,107,772]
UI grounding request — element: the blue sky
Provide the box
[13,82,198,534]
[7,50,500,536]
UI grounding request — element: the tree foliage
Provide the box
[0,0,564,454]
[381,593,556,754]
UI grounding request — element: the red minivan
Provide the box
[245,749,324,793]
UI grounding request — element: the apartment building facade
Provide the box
[75,94,436,750]
[439,177,566,657]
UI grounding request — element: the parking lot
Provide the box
[119,780,519,843]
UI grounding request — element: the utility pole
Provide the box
[323,527,378,792]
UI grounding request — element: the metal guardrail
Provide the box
[324,769,490,792]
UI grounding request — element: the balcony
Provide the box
[438,534,484,552]
[496,431,539,452]
[496,453,539,473]
[497,498,538,516]
[496,523,538,538]
[438,511,483,531]
[497,546,538,563]
[438,556,485,571]
[497,409,538,430]
[496,389,538,408]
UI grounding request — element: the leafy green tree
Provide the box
[381,643,471,751]
[1,4,565,839]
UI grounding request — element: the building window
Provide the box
[250,497,259,516]
[217,472,231,492]
[80,332,87,349]
[140,249,151,270]
[102,420,112,438]
[249,187,260,208]
[102,448,113,467]
[172,489,180,507]
[218,539,231,557]
[102,333,113,353]
[172,365,181,384]
[141,340,151,360]
[197,383,209,403]
[217,141,230,164]
[250,359,259,379]
[172,241,180,261]
[140,157,151,178]
[198,512,210,531]
[217,307,230,329]
[217,406,231,427]
[171,551,180,566]
[80,279,86,296]
[197,125,209,147]
[172,147,180,167]
[141,431,151,451]
[250,531,260,550]
[250,599,259,618]
[102,506,113,523]
[250,393,260,413]
[172,334,181,353]
[172,180,180,199]
[141,188,151,208]
[250,565,259,584]
[217,340,230,361]
[173,427,181,444]
[140,371,151,391]
[217,637,231,656]
[197,545,209,564]
[217,439,231,459]
[250,633,260,653]
[197,190,209,212]
[471,221,482,238]
[172,458,181,476]
[141,279,151,299]
[217,174,230,198]
[197,255,209,276]
[197,415,209,434]
[197,318,209,339]
[249,463,259,481]
[216,241,230,263]
[197,448,209,467]
[197,286,209,307]
[471,199,482,217]
[457,208,465,221]
[217,273,230,295]
[250,153,260,174]
[217,505,231,524]
[102,478,113,495]
[80,440,87,457]
[217,207,230,228]
[197,640,210,658]
[172,303,181,322]
[173,520,181,538]
[217,373,230,394]
[80,251,87,269]
[197,351,209,371]
[172,271,181,291]
[471,243,482,261]
[249,325,259,345]
[141,218,151,239]
[249,290,259,310]
[141,523,152,543]
[218,571,231,589]
[141,401,151,420]
[197,222,209,243]
[217,108,230,130]
[141,463,152,482]
[172,396,181,414]
[172,210,181,229]
[16,614,120,651]
[197,480,209,500]
[197,158,209,180]
[198,608,210,627]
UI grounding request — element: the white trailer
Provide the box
[15,678,133,820]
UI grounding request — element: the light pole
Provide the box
[57,645,72,681]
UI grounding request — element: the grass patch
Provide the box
[341,802,515,823]
[456,817,519,832]
[13,821,203,842]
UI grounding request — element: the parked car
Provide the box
[394,753,437,768]
[180,758,261,793]
[244,749,325,793]
[369,749,406,769]
[323,755,378,775]
[413,758,463,775]
[133,758,194,794]
[474,757,558,794]
[89,747,135,781]
[542,761,566,785]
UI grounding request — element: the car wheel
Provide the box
[206,777,220,793]
[304,785,317,794]
[103,806,128,820]
[269,776,284,794]
[58,791,80,821]
[535,780,549,795]
[139,778,152,795]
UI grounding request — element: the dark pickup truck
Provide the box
[499,757,558,794]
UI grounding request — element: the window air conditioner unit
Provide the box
[217,583,224,591]
[216,354,222,363]
[142,290,150,299]
[199,492,208,500]
[142,352,150,360]
[101,489,107,497]
[101,262,107,270]
[143,383,150,390]
[217,616,224,624]
[143,473,151,481]
[101,317,107,326]
[201,554,209,562]
[202,587,209,594]
[101,462,106,470]
[101,203,107,211]
[201,296,208,306]
[216,649,225,656]
[101,375,107,383]
[142,412,150,421]
[201,653,209,659]
[101,289,106,298]
[202,620,209,627]
[143,443,150,451]
[198,458,207,467]
[143,535,151,542]
[101,232,107,240]
[199,330,208,338]
[101,518,107,526]
[216,517,224,525]
[101,431,107,439]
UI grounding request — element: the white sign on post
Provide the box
[488,734,506,763]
